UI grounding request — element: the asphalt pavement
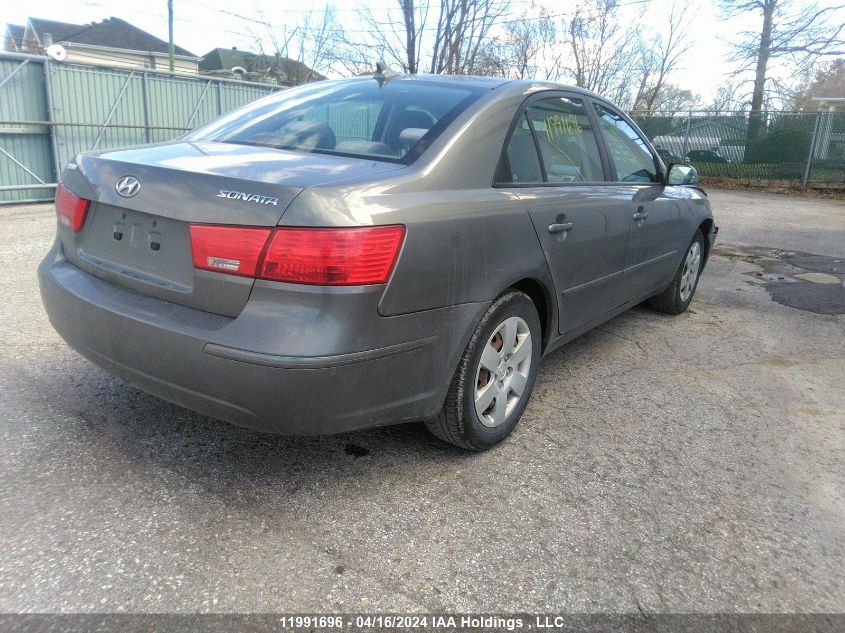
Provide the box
[0,189,843,613]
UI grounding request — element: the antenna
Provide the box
[373,62,398,87]
[46,44,67,62]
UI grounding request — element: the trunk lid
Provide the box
[59,141,403,316]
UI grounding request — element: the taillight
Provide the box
[55,183,90,232]
[189,224,405,286]
[189,225,272,277]
[259,226,406,285]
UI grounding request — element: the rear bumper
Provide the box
[39,243,485,435]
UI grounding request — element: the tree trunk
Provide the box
[632,70,650,111]
[645,71,666,113]
[402,0,417,73]
[748,0,775,144]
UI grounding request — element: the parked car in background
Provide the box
[655,147,684,164]
[40,74,717,451]
[687,148,731,163]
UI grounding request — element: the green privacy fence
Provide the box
[0,51,280,203]
[631,110,845,185]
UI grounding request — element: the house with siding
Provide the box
[199,47,324,85]
[3,17,198,74]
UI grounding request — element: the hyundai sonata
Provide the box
[39,73,717,450]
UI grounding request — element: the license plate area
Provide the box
[77,203,194,292]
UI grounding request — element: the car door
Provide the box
[496,93,631,335]
[592,103,686,303]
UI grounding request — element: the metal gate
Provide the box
[0,51,280,204]
[0,54,54,202]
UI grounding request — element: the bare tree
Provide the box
[237,0,708,110]
[480,1,688,107]
[648,84,702,113]
[326,45,377,78]
[708,79,746,113]
[631,1,694,112]
[560,0,642,105]
[401,0,420,73]
[294,6,341,81]
[350,0,510,75]
[723,0,845,119]
[475,9,556,79]
[355,1,431,73]
[430,0,512,74]
[244,5,342,82]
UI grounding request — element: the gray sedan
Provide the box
[39,74,717,450]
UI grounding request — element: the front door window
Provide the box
[594,105,659,183]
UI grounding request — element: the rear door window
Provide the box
[525,97,604,183]
[594,104,659,183]
[496,113,543,184]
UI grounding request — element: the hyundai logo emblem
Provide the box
[115,175,141,197]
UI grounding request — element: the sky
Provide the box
[3,0,842,102]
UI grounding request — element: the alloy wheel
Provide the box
[474,316,532,428]
[679,241,702,303]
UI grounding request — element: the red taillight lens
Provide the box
[189,225,272,277]
[188,224,406,286]
[259,226,406,285]
[55,183,90,232]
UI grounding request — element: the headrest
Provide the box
[334,140,393,156]
[399,127,428,146]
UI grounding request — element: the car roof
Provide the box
[336,73,608,101]
[379,73,510,89]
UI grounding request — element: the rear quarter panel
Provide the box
[319,187,549,316]
[280,86,554,317]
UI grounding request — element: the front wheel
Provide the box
[648,229,705,315]
[425,289,541,451]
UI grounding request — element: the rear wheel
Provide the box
[648,229,705,315]
[425,289,541,451]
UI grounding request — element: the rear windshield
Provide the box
[186,79,485,164]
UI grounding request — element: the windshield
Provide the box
[186,79,485,164]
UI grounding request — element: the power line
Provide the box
[76,1,255,40]
[22,0,656,45]
[183,0,517,14]
[4,0,659,69]
[206,0,655,37]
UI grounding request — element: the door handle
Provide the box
[548,221,574,234]
[633,207,649,221]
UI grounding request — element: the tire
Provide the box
[648,229,706,315]
[425,289,541,451]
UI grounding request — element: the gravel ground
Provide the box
[0,189,843,613]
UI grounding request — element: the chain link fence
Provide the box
[631,110,845,185]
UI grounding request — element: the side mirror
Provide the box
[666,162,699,186]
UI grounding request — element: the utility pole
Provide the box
[168,0,175,72]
